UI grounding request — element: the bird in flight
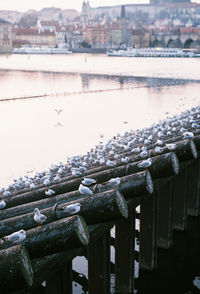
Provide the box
[54,109,63,115]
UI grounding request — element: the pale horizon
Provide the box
[0,0,200,13]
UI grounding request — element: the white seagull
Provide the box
[0,200,6,209]
[81,178,96,186]
[79,184,94,195]
[34,208,47,226]
[108,177,121,187]
[138,158,152,168]
[64,203,81,214]
[45,189,55,196]
[3,229,26,244]
[166,143,177,151]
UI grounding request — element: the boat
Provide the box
[12,45,72,54]
[107,47,200,58]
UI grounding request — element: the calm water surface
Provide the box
[0,54,200,186]
[1,54,200,293]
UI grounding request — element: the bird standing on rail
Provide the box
[79,184,94,195]
[34,208,47,226]
[45,189,55,196]
[3,230,26,246]
[63,203,81,215]
[81,178,96,186]
[138,158,152,168]
[108,177,121,187]
[0,200,6,209]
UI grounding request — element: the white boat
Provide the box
[107,47,200,58]
[12,45,72,54]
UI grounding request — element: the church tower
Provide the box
[80,1,91,24]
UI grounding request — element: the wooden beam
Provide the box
[0,216,89,259]
[0,190,128,238]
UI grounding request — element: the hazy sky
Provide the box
[1,0,198,13]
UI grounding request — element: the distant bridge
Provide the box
[151,32,200,49]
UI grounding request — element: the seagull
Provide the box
[154,146,164,154]
[193,276,200,290]
[108,177,121,187]
[132,147,140,153]
[3,229,26,245]
[140,150,148,158]
[45,189,55,196]
[79,184,94,195]
[63,203,81,215]
[0,200,6,209]
[34,208,47,226]
[166,143,177,151]
[182,131,194,138]
[121,156,129,164]
[54,109,63,115]
[138,158,152,168]
[106,160,116,167]
[81,178,96,186]
[43,178,51,186]
[3,190,11,197]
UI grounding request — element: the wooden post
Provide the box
[115,207,135,294]
[87,230,111,294]
[187,159,200,216]
[157,181,173,249]
[139,193,157,270]
[0,245,33,292]
[45,261,72,294]
[172,168,188,231]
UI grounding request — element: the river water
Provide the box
[0,53,200,293]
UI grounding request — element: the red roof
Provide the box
[13,28,55,36]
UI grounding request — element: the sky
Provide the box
[1,0,199,13]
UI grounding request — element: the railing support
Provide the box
[157,181,173,249]
[139,194,157,270]
[172,168,188,231]
[87,230,111,294]
[45,261,72,294]
[115,207,135,294]
[187,159,200,216]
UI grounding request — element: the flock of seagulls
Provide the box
[1,105,200,246]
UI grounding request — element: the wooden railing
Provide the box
[1,110,200,293]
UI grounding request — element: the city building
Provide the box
[0,18,13,52]
[13,28,57,47]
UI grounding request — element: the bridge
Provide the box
[151,32,200,49]
[0,106,200,293]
